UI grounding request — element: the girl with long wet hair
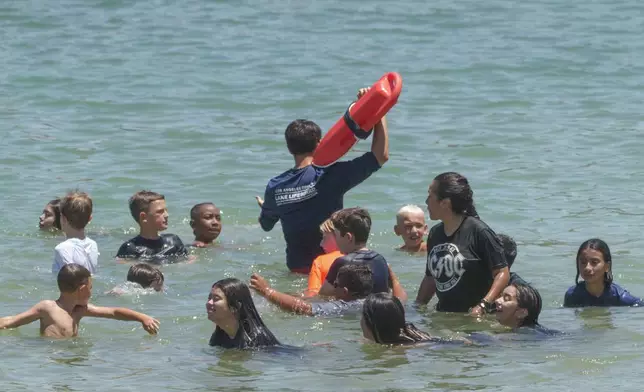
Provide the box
[361,293,436,344]
[206,278,280,349]
[564,239,642,307]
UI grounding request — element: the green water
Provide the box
[2,0,644,390]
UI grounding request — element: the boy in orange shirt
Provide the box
[305,218,343,296]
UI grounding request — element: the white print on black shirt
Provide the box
[428,243,466,292]
[275,183,318,206]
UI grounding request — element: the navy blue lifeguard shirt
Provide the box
[259,152,381,271]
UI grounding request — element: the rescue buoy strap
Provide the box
[343,103,372,140]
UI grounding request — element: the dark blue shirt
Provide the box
[325,250,390,293]
[563,282,643,307]
[259,152,381,270]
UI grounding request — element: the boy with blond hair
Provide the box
[117,190,187,262]
[0,264,159,338]
[394,204,428,253]
[52,191,99,275]
[305,218,343,296]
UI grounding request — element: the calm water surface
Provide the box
[2,0,644,390]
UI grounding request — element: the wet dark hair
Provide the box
[189,202,217,222]
[336,264,374,298]
[48,198,62,230]
[513,283,542,327]
[575,238,613,286]
[127,263,164,290]
[284,119,322,155]
[209,278,280,349]
[129,190,165,223]
[433,172,479,219]
[331,207,371,244]
[57,264,91,293]
[362,293,434,344]
[497,233,517,268]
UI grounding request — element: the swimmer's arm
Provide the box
[265,289,314,316]
[371,115,389,166]
[83,305,160,334]
[250,274,313,315]
[0,303,42,329]
[388,266,408,302]
[472,267,509,315]
[415,275,436,305]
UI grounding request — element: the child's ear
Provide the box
[516,307,528,320]
[393,225,401,236]
[88,215,93,223]
[139,211,147,223]
[341,287,350,298]
[189,219,195,228]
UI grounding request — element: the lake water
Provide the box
[2,0,644,390]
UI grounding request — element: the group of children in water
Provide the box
[3,86,642,349]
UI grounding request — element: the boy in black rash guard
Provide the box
[255,88,389,274]
[318,208,407,301]
[116,190,188,263]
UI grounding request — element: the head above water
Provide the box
[57,264,92,305]
[426,172,479,221]
[284,119,322,156]
[206,278,280,348]
[60,191,93,231]
[575,238,613,286]
[361,292,433,344]
[190,202,222,243]
[394,205,428,248]
[127,263,164,292]
[129,190,168,231]
[39,198,62,231]
[495,283,542,328]
[330,207,372,253]
[333,263,374,300]
[319,218,339,253]
[497,233,517,268]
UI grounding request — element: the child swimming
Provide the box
[190,202,222,248]
[0,264,159,338]
[206,278,280,349]
[51,191,99,275]
[394,205,428,253]
[116,190,188,263]
[127,263,164,291]
[361,293,437,344]
[39,198,61,231]
[251,264,375,316]
[305,218,343,296]
[495,283,556,335]
[564,238,642,307]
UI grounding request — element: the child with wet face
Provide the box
[564,238,642,307]
[39,198,61,231]
[190,202,222,248]
[394,204,428,253]
[0,264,159,338]
[116,191,188,262]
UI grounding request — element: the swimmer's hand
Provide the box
[357,87,370,99]
[142,317,160,335]
[255,196,264,208]
[249,273,271,296]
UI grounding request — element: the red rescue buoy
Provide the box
[312,72,402,167]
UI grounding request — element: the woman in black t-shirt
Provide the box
[415,172,509,315]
